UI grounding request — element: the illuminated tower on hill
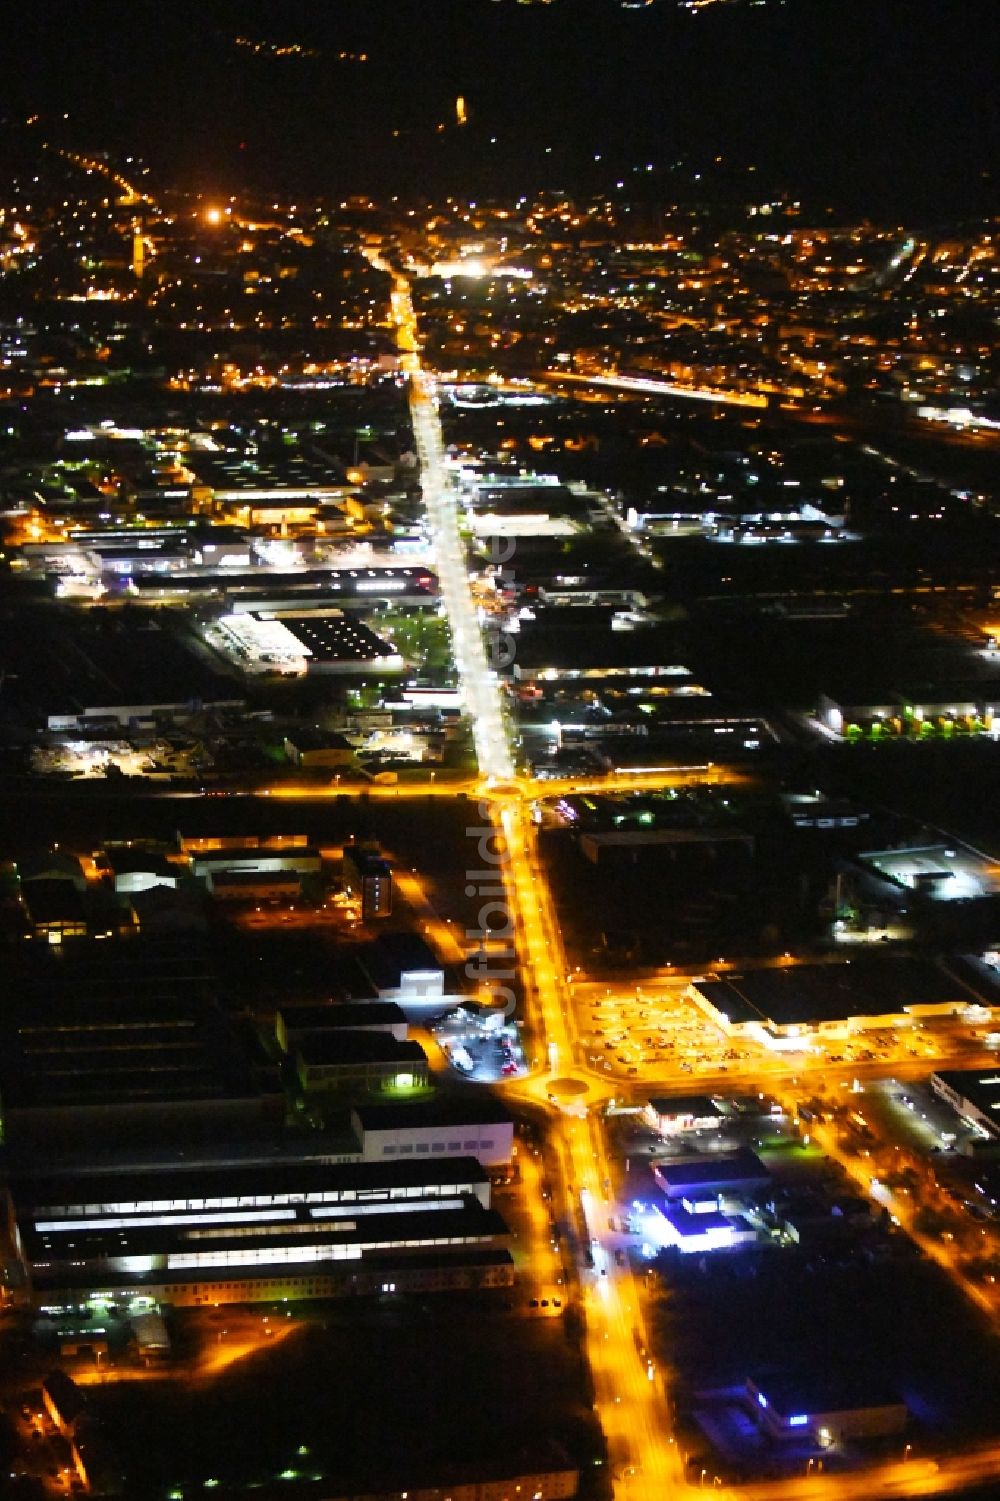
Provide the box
[456,95,468,127]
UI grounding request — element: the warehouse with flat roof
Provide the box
[689,957,986,1049]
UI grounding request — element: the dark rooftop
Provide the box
[20,878,87,925]
[358,932,443,990]
[0,1005,276,1110]
[652,1151,770,1190]
[696,957,972,1028]
[296,1032,426,1067]
[13,1154,489,1215]
[277,1001,407,1033]
[352,1097,513,1132]
[751,1368,904,1418]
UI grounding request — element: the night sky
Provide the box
[3,0,998,218]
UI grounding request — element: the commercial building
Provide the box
[745,1375,908,1444]
[688,957,987,1050]
[651,1203,757,1254]
[9,1157,511,1310]
[135,565,439,609]
[511,660,709,692]
[643,1096,726,1136]
[216,609,404,677]
[931,1070,1000,1141]
[651,1152,770,1201]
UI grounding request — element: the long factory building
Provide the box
[8,1156,513,1313]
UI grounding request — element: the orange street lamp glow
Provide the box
[205,207,223,226]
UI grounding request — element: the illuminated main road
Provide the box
[390,275,514,782]
[385,268,683,1501]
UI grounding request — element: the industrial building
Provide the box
[283,729,357,768]
[4,603,246,732]
[295,1032,429,1096]
[818,687,1000,741]
[0,1000,284,1156]
[275,1001,410,1053]
[216,609,404,677]
[351,1099,515,1169]
[779,792,868,830]
[19,879,89,942]
[358,933,445,1001]
[103,846,179,895]
[579,827,754,866]
[136,565,439,607]
[461,477,583,540]
[186,841,322,883]
[9,1157,512,1310]
[207,869,302,902]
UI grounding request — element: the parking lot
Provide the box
[571,980,972,1083]
[433,1005,526,1082]
[573,983,756,1079]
